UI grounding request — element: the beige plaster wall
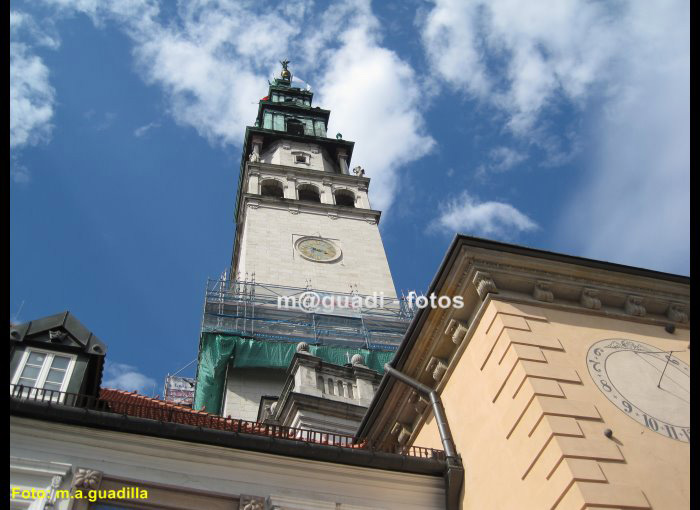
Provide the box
[413,299,690,510]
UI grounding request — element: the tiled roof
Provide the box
[11,386,444,459]
[100,388,245,431]
[98,388,363,444]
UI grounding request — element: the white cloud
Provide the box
[420,0,689,273]
[477,146,527,175]
[10,10,60,49]
[430,191,537,239]
[314,1,434,212]
[421,0,619,134]
[556,1,689,273]
[40,0,433,214]
[10,158,31,184]
[103,362,157,394]
[133,121,160,137]
[10,11,58,150]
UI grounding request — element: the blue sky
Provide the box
[10,0,689,395]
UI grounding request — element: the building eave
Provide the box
[355,235,690,444]
[10,399,445,477]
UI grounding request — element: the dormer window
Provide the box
[11,348,76,400]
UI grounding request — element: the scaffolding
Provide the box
[201,278,415,350]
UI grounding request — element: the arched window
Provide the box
[335,189,355,207]
[327,378,335,395]
[347,384,354,399]
[337,380,344,397]
[298,184,321,203]
[260,179,283,198]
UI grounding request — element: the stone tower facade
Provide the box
[230,62,397,298]
[194,63,412,424]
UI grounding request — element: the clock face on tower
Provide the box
[586,338,690,442]
[295,237,341,263]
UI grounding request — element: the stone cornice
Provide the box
[276,392,369,428]
[11,416,445,480]
[461,255,689,324]
[240,193,381,224]
[247,161,371,188]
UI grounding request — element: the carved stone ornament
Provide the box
[48,330,67,342]
[624,295,646,317]
[426,356,448,382]
[472,271,498,299]
[390,422,402,436]
[396,425,412,445]
[240,495,265,510]
[580,288,602,309]
[667,303,689,323]
[533,280,554,302]
[51,475,62,490]
[248,151,260,163]
[352,165,365,176]
[445,319,468,345]
[71,468,102,491]
[409,391,429,414]
[350,353,366,366]
[296,342,310,353]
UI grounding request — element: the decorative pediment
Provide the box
[10,311,107,356]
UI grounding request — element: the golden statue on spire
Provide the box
[280,59,291,81]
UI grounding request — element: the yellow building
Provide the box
[357,235,690,509]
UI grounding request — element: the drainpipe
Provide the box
[384,363,464,510]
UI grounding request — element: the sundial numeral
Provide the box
[588,339,690,442]
[664,424,679,440]
[643,414,659,432]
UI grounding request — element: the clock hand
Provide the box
[632,350,689,394]
[654,350,685,389]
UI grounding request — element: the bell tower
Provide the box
[195,62,411,424]
[231,61,397,298]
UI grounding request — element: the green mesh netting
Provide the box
[193,334,238,414]
[194,333,396,414]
